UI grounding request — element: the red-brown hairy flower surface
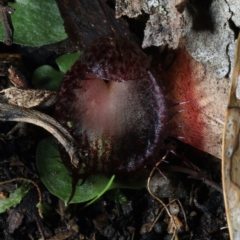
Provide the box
[55,36,168,183]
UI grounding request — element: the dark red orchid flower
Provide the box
[55,35,168,202]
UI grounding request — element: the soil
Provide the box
[0,118,228,239]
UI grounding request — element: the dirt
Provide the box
[0,117,228,239]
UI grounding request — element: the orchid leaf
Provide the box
[0,0,67,47]
[32,52,81,91]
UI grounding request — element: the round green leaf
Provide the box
[32,53,82,91]
[32,65,64,91]
[0,0,68,47]
[36,137,115,204]
[56,52,81,73]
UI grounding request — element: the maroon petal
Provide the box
[55,36,168,180]
[81,35,150,81]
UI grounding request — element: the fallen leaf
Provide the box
[7,210,24,234]
[115,0,143,18]
[142,0,184,49]
[222,33,240,240]
[184,0,235,78]
[166,48,230,159]
[226,0,240,27]
[1,88,56,108]
[115,0,184,49]
[116,0,236,79]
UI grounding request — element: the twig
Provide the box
[149,203,165,232]
[161,165,222,193]
[148,198,189,234]
[220,226,228,230]
[147,153,177,239]
[0,0,14,45]
[0,103,86,169]
[173,199,189,231]
[35,216,46,240]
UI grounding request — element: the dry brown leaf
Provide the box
[167,215,184,234]
[175,0,188,13]
[115,0,184,49]
[166,48,230,159]
[222,34,240,240]
[115,0,163,18]
[226,0,240,27]
[184,0,235,79]
[7,210,24,234]
[115,0,233,159]
[142,0,184,49]
[8,66,29,89]
[116,0,236,79]
[49,231,75,240]
[115,0,142,18]
[1,87,56,108]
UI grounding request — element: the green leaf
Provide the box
[32,65,64,91]
[56,52,81,73]
[36,137,146,204]
[32,52,81,91]
[0,184,31,214]
[36,137,116,204]
[0,0,68,47]
[83,175,115,208]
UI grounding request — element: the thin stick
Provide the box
[162,165,222,193]
[0,1,14,45]
[173,199,189,232]
[35,217,46,240]
[148,198,188,233]
[148,201,169,232]
[147,152,177,239]
[0,103,86,169]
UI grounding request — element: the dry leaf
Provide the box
[140,222,154,235]
[116,0,236,79]
[142,0,184,49]
[8,66,29,89]
[7,210,24,234]
[115,0,143,18]
[184,0,235,79]
[226,0,240,27]
[49,231,75,240]
[1,87,56,108]
[115,0,232,159]
[115,0,184,49]
[115,0,165,18]
[175,0,188,13]
[167,215,184,234]
[222,34,240,240]
[166,48,230,159]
